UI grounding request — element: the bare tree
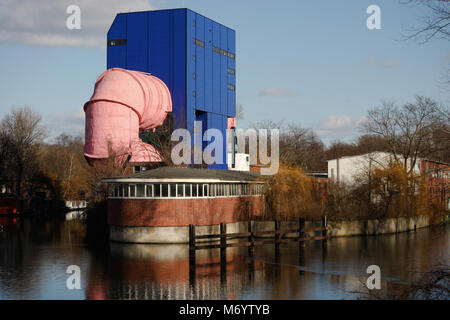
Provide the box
[0,107,46,198]
[402,0,450,43]
[279,124,326,171]
[362,96,447,174]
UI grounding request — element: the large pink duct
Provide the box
[83,68,172,164]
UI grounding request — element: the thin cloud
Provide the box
[365,57,403,69]
[315,114,366,143]
[0,0,154,48]
[320,114,352,130]
[258,88,298,97]
[44,109,85,139]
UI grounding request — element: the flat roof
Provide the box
[102,167,262,183]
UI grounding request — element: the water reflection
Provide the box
[0,217,448,300]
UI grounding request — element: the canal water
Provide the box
[0,216,448,300]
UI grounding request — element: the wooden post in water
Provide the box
[298,218,305,241]
[220,222,227,285]
[248,220,254,257]
[321,216,328,257]
[248,220,255,281]
[322,216,328,239]
[298,218,305,275]
[274,219,280,259]
[274,219,281,278]
[189,224,196,288]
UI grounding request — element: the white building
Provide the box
[327,152,421,185]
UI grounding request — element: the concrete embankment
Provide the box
[109,215,432,244]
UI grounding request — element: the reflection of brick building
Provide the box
[420,159,450,210]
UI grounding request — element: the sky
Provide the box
[0,0,448,145]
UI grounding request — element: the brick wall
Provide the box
[108,196,265,227]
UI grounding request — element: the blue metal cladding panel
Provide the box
[212,22,221,115]
[107,14,127,69]
[220,25,228,116]
[186,10,196,134]
[204,18,213,113]
[219,114,228,169]
[205,113,227,170]
[195,14,205,112]
[227,29,236,117]
[126,12,148,72]
[148,11,171,91]
[172,10,187,130]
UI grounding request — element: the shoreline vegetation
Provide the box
[0,95,448,225]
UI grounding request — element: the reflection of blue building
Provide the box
[107,9,236,169]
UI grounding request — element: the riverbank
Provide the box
[109,214,437,243]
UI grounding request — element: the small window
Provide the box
[186,184,192,197]
[192,184,198,197]
[124,184,129,197]
[161,184,168,197]
[146,185,153,197]
[154,184,161,197]
[202,184,208,197]
[227,68,235,75]
[170,184,176,197]
[197,184,202,197]
[177,184,184,197]
[107,39,127,47]
[227,84,235,91]
[109,185,115,197]
[137,184,145,197]
[129,184,135,197]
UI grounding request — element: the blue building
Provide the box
[107,8,236,170]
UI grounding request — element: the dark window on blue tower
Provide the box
[107,39,127,46]
[227,68,235,75]
[227,84,235,91]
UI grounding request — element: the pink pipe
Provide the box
[83,68,172,164]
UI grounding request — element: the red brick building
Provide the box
[102,167,265,243]
[420,159,450,210]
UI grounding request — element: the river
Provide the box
[0,216,448,299]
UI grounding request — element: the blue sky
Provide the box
[0,0,448,144]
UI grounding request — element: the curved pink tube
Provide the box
[83,68,172,164]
